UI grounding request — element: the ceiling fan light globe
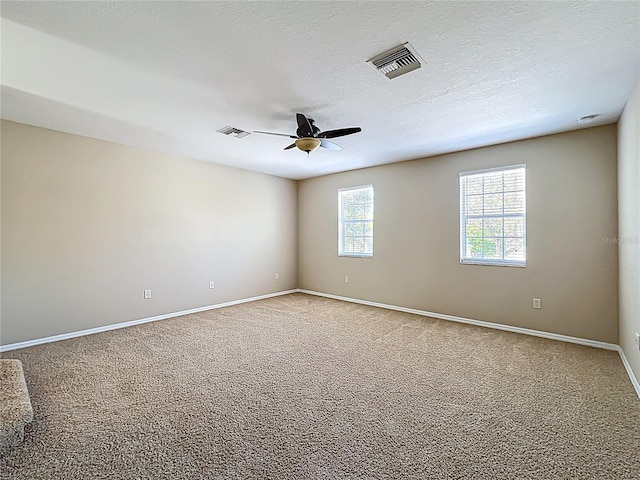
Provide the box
[295,137,321,153]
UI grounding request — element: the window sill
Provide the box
[339,254,373,259]
[460,259,526,268]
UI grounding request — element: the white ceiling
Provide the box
[1,1,638,180]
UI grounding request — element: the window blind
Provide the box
[459,165,526,266]
[338,185,374,257]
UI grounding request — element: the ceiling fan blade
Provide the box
[284,142,297,150]
[296,113,314,138]
[253,130,297,139]
[318,127,362,139]
[320,139,341,151]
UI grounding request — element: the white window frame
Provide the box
[459,165,526,267]
[338,185,374,258]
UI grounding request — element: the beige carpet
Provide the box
[1,293,639,479]
[0,360,33,455]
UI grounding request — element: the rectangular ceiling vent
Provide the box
[367,42,424,80]
[217,126,250,138]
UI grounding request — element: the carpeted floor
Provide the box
[1,293,639,479]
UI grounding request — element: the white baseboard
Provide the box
[3,287,638,400]
[298,289,619,350]
[617,346,640,398]
[0,289,298,353]
[298,289,640,399]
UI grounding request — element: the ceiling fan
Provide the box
[254,113,362,155]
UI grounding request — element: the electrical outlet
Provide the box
[144,289,152,299]
[532,298,541,309]
[274,273,279,280]
[344,275,349,284]
[209,281,215,289]
[635,332,640,350]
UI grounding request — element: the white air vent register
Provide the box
[217,126,251,138]
[367,42,424,80]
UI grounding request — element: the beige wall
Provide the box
[299,126,619,343]
[1,120,298,345]
[0,120,625,349]
[618,75,640,381]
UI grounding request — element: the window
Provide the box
[459,165,526,266]
[338,185,374,257]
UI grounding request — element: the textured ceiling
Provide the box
[1,1,639,179]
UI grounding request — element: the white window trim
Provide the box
[459,164,526,267]
[338,185,374,258]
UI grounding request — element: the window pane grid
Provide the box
[339,186,374,257]
[460,166,525,266]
